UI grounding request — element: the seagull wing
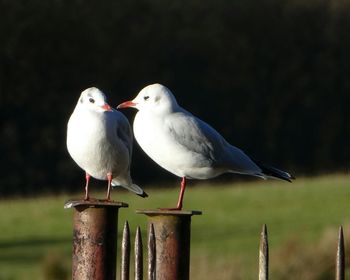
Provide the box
[166,110,262,174]
[165,110,227,166]
[113,110,134,161]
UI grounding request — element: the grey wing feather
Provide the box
[114,110,134,159]
[166,110,228,165]
[167,110,262,174]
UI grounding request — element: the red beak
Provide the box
[117,101,137,109]
[101,103,113,111]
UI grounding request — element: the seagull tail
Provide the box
[112,181,148,198]
[252,159,295,182]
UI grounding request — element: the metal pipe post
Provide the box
[137,210,202,280]
[64,199,128,280]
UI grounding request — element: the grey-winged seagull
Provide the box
[118,83,293,209]
[67,87,147,200]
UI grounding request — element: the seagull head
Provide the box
[78,87,112,112]
[117,83,178,114]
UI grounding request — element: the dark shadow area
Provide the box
[1,0,350,196]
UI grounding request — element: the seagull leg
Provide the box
[106,172,112,201]
[84,173,91,201]
[176,177,187,210]
[160,177,186,211]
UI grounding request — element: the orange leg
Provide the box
[176,177,186,210]
[106,173,112,201]
[160,177,186,210]
[84,173,91,201]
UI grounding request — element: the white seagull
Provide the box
[67,87,147,200]
[117,83,294,210]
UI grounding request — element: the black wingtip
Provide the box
[252,158,295,182]
[283,175,294,183]
[138,191,149,198]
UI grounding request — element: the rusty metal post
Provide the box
[64,199,128,280]
[137,210,202,280]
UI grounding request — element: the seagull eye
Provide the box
[89,98,95,103]
[144,96,149,101]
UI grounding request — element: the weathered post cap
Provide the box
[136,209,202,216]
[136,209,201,280]
[65,198,127,280]
[64,198,129,209]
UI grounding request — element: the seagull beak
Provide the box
[101,103,113,111]
[117,100,137,109]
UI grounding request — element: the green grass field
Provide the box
[1,174,350,279]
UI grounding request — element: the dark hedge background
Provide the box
[1,0,349,195]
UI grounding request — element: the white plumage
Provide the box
[67,87,147,200]
[118,83,293,209]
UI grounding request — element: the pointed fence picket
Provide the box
[259,224,269,280]
[120,222,346,280]
[336,226,345,280]
[66,200,347,280]
[134,226,143,280]
[121,221,131,280]
[147,223,156,280]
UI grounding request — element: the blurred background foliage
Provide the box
[1,0,350,196]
